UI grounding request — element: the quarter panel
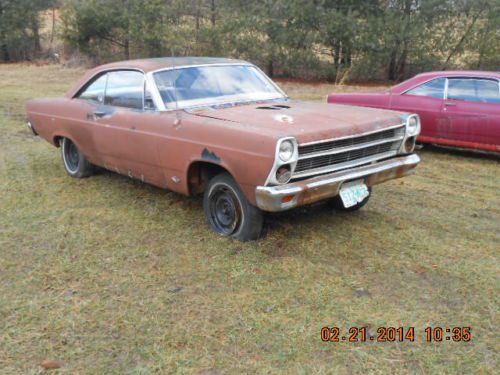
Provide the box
[27,98,100,162]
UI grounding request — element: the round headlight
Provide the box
[407,116,420,136]
[279,140,294,162]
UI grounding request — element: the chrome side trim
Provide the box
[298,135,404,160]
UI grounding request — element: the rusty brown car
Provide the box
[27,57,421,240]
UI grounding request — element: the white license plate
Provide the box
[339,180,369,208]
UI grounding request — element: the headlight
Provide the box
[279,140,294,162]
[406,115,421,136]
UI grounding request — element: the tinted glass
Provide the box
[406,78,446,99]
[104,71,144,109]
[153,65,285,109]
[448,78,500,103]
[78,74,107,103]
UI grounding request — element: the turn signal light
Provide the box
[281,195,295,204]
[276,165,292,184]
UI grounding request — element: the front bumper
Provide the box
[27,121,38,136]
[255,153,420,212]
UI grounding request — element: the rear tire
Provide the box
[330,187,372,212]
[203,173,263,241]
[60,137,94,178]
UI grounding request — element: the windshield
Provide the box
[153,65,286,109]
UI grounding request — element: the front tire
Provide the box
[203,173,263,241]
[330,187,372,212]
[60,137,94,178]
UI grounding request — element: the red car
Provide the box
[328,71,500,153]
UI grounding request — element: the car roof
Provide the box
[66,57,251,98]
[390,70,500,94]
[414,70,500,79]
[96,57,250,73]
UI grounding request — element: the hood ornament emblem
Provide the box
[274,114,294,124]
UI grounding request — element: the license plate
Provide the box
[339,180,369,208]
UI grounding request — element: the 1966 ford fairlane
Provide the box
[26,57,421,241]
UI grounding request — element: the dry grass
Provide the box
[0,64,499,374]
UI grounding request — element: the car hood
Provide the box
[188,100,407,144]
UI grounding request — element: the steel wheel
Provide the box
[63,139,80,173]
[60,137,94,178]
[208,184,242,236]
[203,173,263,241]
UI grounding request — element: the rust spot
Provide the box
[201,148,221,163]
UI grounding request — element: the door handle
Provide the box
[93,110,107,117]
[444,102,456,107]
[87,110,106,120]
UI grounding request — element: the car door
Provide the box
[444,77,500,147]
[86,70,173,187]
[389,77,448,140]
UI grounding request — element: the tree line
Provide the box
[1,0,498,81]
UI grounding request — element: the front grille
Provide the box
[293,125,405,179]
[299,126,405,155]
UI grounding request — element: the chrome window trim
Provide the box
[74,68,162,112]
[145,71,165,111]
[149,63,288,112]
[403,75,500,97]
[79,73,109,105]
[298,134,405,161]
[298,123,405,147]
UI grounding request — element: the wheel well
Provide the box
[187,161,230,195]
[53,135,63,147]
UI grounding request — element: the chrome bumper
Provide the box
[255,153,420,212]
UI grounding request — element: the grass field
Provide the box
[0,64,499,374]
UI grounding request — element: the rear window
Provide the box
[447,78,500,103]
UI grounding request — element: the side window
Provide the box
[447,79,476,102]
[78,74,107,103]
[447,78,500,103]
[476,79,500,104]
[104,71,145,110]
[405,78,446,99]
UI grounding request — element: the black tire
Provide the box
[60,137,94,178]
[203,173,263,241]
[330,187,372,212]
